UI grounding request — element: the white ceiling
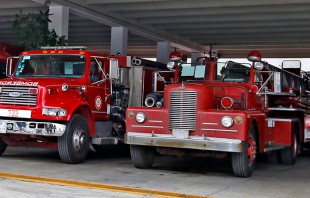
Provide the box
[1,0,310,58]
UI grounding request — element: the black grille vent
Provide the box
[0,86,37,106]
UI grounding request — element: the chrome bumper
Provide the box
[125,132,246,152]
[0,120,66,136]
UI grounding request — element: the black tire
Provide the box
[266,151,280,164]
[232,125,257,177]
[0,137,7,155]
[58,114,90,164]
[130,145,155,169]
[280,128,299,165]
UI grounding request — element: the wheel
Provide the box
[58,114,90,164]
[130,145,155,169]
[266,151,280,164]
[0,137,7,155]
[280,128,299,165]
[232,125,257,177]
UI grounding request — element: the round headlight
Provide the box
[221,116,233,128]
[254,62,264,70]
[136,112,146,123]
[167,62,175,70]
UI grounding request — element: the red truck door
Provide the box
[86,57,110,121]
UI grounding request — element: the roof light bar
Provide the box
[40,46,88,50]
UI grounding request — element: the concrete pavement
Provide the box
[0,146,309,198]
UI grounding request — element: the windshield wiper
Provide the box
[18,73,35,77]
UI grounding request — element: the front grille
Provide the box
[0,86,37,106]
[169,91,197,130]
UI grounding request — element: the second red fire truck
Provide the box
[125,51,310,177]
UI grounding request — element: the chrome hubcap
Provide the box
[72,127,87,152]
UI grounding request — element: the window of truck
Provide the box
[179,61,251,82]
[14,55,86,78]
[0,62,6,78]
[219,61,251,82]
[179,63,209,81]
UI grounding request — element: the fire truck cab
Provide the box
[125,51,310,177]
[0,46,173,164]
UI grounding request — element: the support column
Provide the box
[156,41,171,63]
[48,5,69,39]
[191,52,204,63]
[110,27,128,56]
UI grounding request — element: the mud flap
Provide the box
[89,143,95,152]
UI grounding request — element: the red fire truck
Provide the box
[0,46,173,164]
[125,51,310,177]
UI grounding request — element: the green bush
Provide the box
[8,9,68,50]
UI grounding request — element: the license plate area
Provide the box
[172,129,189,138]
[0,109,31,118]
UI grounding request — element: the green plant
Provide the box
[8,9,68,50]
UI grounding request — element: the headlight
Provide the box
[167,62,175,70]
[42,108,67,116]
[254,62,264,70]
[136,112,146,123]
[221,116,233,128]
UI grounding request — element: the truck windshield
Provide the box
[14,55,86,78]
[218,61,251,82]
[179,61,251,82]
[179,64,209,81]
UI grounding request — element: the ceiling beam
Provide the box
[139,12,310,24]
[105,0,310,11]
[174,26,310,35]
[87,0,169,4]
[47,0,208,53]
[124,4,310,18]
[154,20,310,30]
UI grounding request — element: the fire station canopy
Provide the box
[1,0,310,58]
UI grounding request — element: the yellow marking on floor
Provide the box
[0,171,213,198]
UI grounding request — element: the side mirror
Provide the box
[109,59,119,79]
[6,57,15,76]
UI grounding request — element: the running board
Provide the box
[264,144,286,152]
[91,137,123,145]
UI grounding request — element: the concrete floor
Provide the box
[0,145,309,198]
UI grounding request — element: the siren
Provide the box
[169,51,182,62]
[247,51,262,62]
